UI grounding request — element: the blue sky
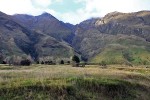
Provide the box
[0,0,150,24]
[49,0,84,13]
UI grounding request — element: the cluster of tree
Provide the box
[20,59,31,66]
[40,61,56,65]
[37,56,68,65]
[60,60,70,65]
[0,53,82,67]
[31,55,81,67]
[0,54,32,66]
[35,55,80,66]
[36,60,70,65]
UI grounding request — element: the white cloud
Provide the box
[0,0,42,15]
[31,0,52,8]
[61,0,150,24]
[76,0,150,16]
[59,9,100,24]
[0,0,150,24]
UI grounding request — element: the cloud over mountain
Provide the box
[0,0,150,24]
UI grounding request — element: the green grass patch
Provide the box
[0,77,148,100]
[0,65,150,100]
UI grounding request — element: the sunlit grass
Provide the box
[0,64,150,100]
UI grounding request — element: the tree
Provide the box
[20,59,31,66]
[41,61,44,64]
[60,60,64,64]
[9,55,22,66]
[2,61,7,64]
[72,55,80,67]
[67,61,70,65]
[35,58,40,64]
[72,55,80,63]
[0,54,3,64]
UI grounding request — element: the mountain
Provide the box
[13,13,74,43]
[0,11,75,61]
[72,11,150,64]
[0,11,38,58]
[0,11,150,64]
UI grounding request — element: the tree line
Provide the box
[0,54,32,66]
[0,54,81,67]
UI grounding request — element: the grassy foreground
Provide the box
[0,64,150,100]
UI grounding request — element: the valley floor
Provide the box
[0,64,150,100]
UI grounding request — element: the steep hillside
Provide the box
[13,13,74,43]
[0,12,75,60]
[0,11,38,58]
[73,11,150,64]
[0,11,150,64]
[90,34,150,65]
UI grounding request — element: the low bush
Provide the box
[20,59,31,66]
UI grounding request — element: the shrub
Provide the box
[2,61,7,64]
[60,60,64,64]
[0,54,4,64]
[72,55,80,63]
[99,61,107,68]
[72,62,79,67]
[67,61,70,65]
[47,61,53,65]
[122,51,134,62]
[72,55,80,67]
[41,61,44,64]
[20,59,31,66]
[45,61,49,64]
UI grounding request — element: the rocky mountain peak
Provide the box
[38,12,56,19]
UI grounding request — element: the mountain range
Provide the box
[0,11,150,64]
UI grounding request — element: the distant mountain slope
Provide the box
[73,11,150,64]
[0,11,38,58]
[0,11,150,64]
[0,12,75,60]
[13,13,74,43]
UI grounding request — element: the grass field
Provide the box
[0,64,150,100]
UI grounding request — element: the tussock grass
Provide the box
[0,64,150,100]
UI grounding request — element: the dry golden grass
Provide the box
[0,64,149,86]
[0,64,150,100]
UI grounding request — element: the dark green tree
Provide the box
[72,55,80,67]
[67,61,70,65]
[41,61,44,64]
[20,59,31,66]
[0,54,4,64]
[60,60,64,64]
[72,55,80,63]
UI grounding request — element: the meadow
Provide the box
[0,64,150,100]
